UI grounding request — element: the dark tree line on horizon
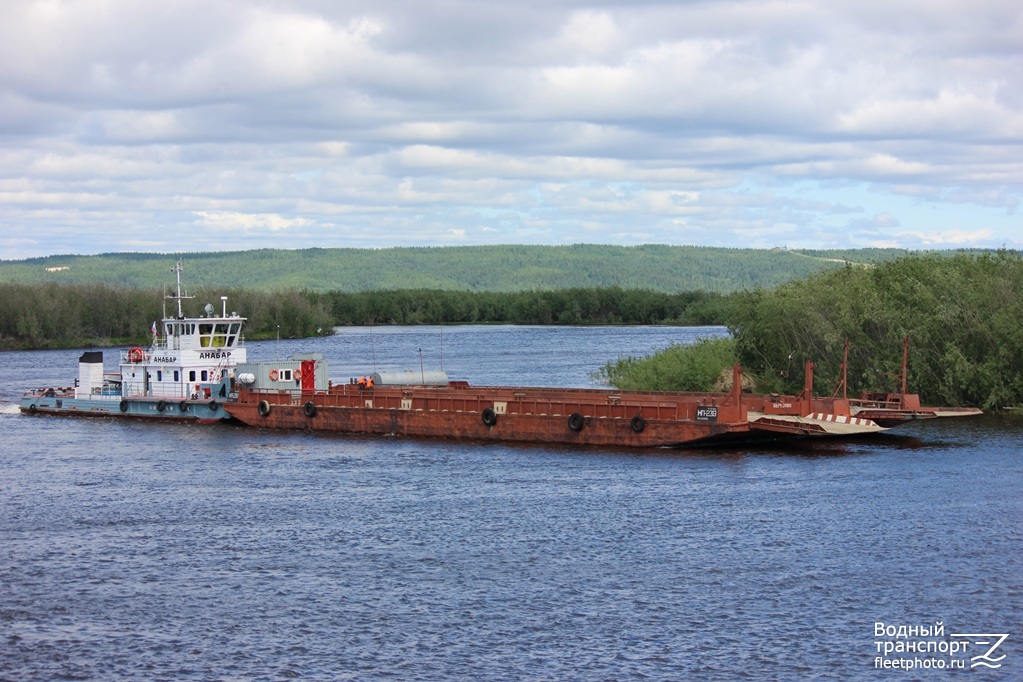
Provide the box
[0,284,728,349]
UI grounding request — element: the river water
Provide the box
[1,326,1020,680]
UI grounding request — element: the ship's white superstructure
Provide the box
[21,261,246,421]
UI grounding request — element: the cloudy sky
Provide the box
[1,0,1020,259]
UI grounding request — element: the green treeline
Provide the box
[0,284,336,347]
[601,251,1023,408]
[324,288,726,326]
[730,250,1023,408]
[0,244,913,293]
[0,284,726,348]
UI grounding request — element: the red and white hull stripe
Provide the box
[808,413,877,427]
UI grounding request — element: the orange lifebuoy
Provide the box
[294,367,303,381]
[269,369,279,381]
[128,347,144,363]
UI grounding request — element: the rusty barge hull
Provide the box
[227,379,886,448]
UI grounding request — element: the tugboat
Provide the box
[20,261,247,422]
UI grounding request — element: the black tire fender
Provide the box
[568,412,585,432]
[156,400,166,412]
[304,401,317,418]
[482,407,498,426]
[258,400,271,417]
[631,415,646,433]
[119,400,129,413]
[179,401,189,413]
[209,400,219,412]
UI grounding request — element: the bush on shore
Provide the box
[602,251,1023,408]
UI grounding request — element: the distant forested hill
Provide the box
[0,245,915,293]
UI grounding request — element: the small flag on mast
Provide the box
[151,321,158,336]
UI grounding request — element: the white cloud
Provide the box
[559,11,622,58]
[193,210,313,232]
[0,0,1020,258]
[902,228,996,245]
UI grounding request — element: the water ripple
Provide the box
[2,328,1021,680]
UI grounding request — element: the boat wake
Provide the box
[0,402,21,415]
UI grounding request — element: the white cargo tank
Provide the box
[370,369,450,386]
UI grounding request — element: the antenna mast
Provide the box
[166,260,194,319]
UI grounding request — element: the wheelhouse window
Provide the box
[198,323,235,348]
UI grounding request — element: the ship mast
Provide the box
[167,260,194,319]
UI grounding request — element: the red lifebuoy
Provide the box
[269,369,279,381]
[294,367,303,381]
[128,347,144,363]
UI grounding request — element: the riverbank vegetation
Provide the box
[323,288,727,326]
[601,251,1023,408]
[0,284,726,349]
[0,284,336,348]
[597,337,739,392]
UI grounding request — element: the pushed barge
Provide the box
[226,355,957,448]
